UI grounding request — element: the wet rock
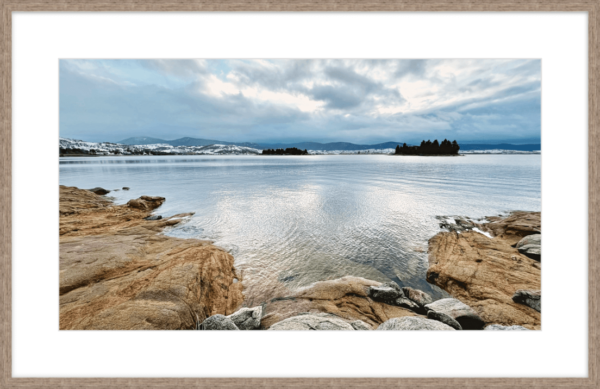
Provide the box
[425,298,485,330]
[350,320,372,330]
[127,195,166,211]
[87,187,110,195]
[368,282,404,304]
[402,287,433,312]
[227,306,262,330]
[394,297,421,313]
[199,314,239,330]
[268,313,354,330]
[376,316,455,331]
[122,187,130,190]
[144,215,162,221]
[484,324,531,330]
[427,310,462,330]
[512,290,541,312]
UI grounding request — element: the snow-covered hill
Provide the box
[59,137,262,156]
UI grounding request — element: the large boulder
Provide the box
[484,324,531,331]
[512,290,541,312]
[376,316,455,331]
[127,196,166,211]
[227,306,263,330]
[59,186,244,330]
[516,233,541,261]
[199,314,239,330]
[87,187,110,195]
[260,277,419,329]
[268,313,355,330]
[368,282,404,304]
[427,217,541,330]
[424,298,484,330]
[427,310,462,330]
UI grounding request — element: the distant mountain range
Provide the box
[119,136,540,152]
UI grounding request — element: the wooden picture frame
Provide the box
[1,1,597,388]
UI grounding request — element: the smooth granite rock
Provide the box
[427,310,462,330]
[425,298,485,330]
[350,320,372,330]
[376,316,455,331]
[402,287,433,309]
[268,313,354,330]
[368,282,404,304]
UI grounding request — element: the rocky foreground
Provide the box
[59,186,244,330]
[428,212,541,329]
[60,186,540,331]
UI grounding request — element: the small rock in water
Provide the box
[122,187,130,190]
[368,282,404,304]
[427,310,462,330]
[113,189,120,191]
[376,316,455,331]
[484,324,531,331]
[512,289,541,312]
[198,314,239,330]
[87,187,110,195]
[227,306,262,330]
[144,215,162,220]
[425,298,485,330]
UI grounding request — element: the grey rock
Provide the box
[516,234,541,261]
[402,287,433,311]
[518,244,541,261]
[395,297,421,312]
[484,324,531,331]
[199,314,239,330]
[369,282,404,304]
[425,298,485,330]
[512,289,541,312]
[144,215,162,221]
[122,187,130,190]
[376,316,455,331]
[268,313,354,330]
[87,187,110,195]
[227,306,262,330]
[350,320,372,330]
[516,234,541,248]
[427,310,462,330]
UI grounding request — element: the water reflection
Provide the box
[60,155,541,303]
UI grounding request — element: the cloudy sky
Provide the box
[59,59,541,145]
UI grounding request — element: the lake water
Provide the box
[59,154,541,305]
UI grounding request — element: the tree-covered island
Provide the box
[262,147,309,155]
[395,139,460,156]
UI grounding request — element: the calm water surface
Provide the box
[59,155,541,304]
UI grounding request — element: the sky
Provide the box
[59,59,541,145]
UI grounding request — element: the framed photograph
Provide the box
[1,1,596,388]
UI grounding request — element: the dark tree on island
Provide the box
[394,139,460,156]
[262,147,309,155]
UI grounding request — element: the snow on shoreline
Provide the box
[59,138,541,156]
